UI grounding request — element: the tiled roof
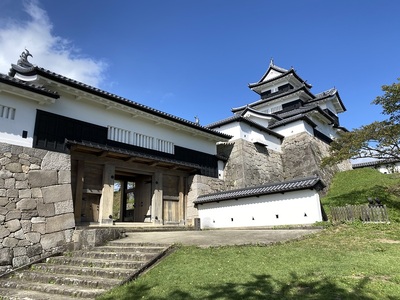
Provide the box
[8,64,231,140]
[66,139,201,170]
[194,176,324,204]
[0,73,59,98]
[232,85,314,113]
[248,68,312,89]
[268,114,317,129]
[275,105,336,125]
[352,159,400,169]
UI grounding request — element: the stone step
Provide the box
[45,255,146,269]
[0,279,105,298]
[97,245,168,253]
[72,250,158,261]
[31,263,133,279]
[9,270,120,289]
[0,235,173,299]
[0,287,88,300]
[107,241,171,248]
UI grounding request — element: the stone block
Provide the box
[5,162,22,173]
[19,159,30,166]
[16,198,37,210]
[15,180,29,189]
[14,173,27,181]
[32,223,45,234]
[25,232,41,244]
[29,164,41,170]
[21,210,38,219]
[13,246,27,257]
[17,239,31,247]
[0,169,12,179]
[7,189,18,198]
[2,237,18,248]
[0,248,12,266]
[41,152,71,171]
[27,244,42,257]
[0,142,12,153]
[42,184,72,203]
[37,203,55,217]
[22,165,30,173]
[5,178,15,189]
[0,206,8,215]
[5,219,21,233]
[0,180,4,189]
[5,210,21,221]
[18,189,32,198]
[31,217,46,224]
[54,200,73,215]
[0,197,8,206]
[13,229,25,240]
[31,188,42,198]
[18,153,30,160]
[12,255,29,268]
[58,170,71,184]
[45,213,75,234]
[28,170,57,188]
[40,231,65,250]
[0,215,5,223]
[0,157,12,166]
[20,220,32,233]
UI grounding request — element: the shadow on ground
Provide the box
[99,272,384,300]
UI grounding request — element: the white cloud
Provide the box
[0,0,107,87]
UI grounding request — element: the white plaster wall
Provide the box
[197,189,322,229]
[0,89,220,154]
[244,113,270,128]
[242,123,281,152]
[212,121,281,152]
[212,122,242,140]
[273,120,314,138]
[0,93,38,147]
[377,162,400,174]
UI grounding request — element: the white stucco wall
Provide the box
[212,121,281,152]
[376,162,400,174]
[197,189,322,229]
[273,120,314,138]
[0,93,39,147]
[0,87,220,154]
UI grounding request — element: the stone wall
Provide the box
[281,132,352,193]
[0,142,75,274]
[218,139,284,190]
[186,134,351,222]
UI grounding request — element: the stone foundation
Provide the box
[0,143,75,274]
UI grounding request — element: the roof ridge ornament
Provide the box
[17,49,34,68]
[269,57,274,66]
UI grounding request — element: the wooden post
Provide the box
[152,171,163,224]
[74,160,85,223]
[99,164,115,225]
[179,176,185,225]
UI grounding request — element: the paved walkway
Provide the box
[120,228,322,247]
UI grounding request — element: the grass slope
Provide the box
[322,168,400,221]
[98,169,400,300]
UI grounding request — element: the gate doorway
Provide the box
[113,174,152,222]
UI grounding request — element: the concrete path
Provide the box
[120,228,321,247]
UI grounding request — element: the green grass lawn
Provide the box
[98,169,400,300]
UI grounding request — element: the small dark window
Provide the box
[22,130,28,138]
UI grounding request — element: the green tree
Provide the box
[323,78,400,166]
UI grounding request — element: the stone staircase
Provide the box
[0,240,172,299]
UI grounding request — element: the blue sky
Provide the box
[0,0,399,130]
